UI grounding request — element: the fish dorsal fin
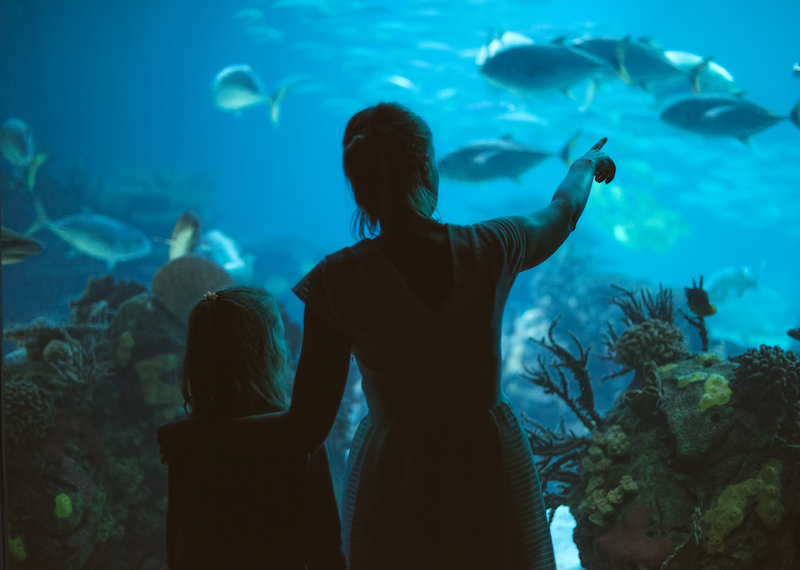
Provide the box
[735,90,748,98]
[737,135,751,146]
[551,36,566,45]
[704,105,737,119]
[689,56,713,94]
[501,133,514,141]
[559,130,582,166]
[638,36,654,44]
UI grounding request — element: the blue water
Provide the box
[3,0,798,336]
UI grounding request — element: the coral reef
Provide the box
[521,285,800,570]
[3,276,180,570]
[151,256,234,324]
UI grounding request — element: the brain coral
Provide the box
[3,380,55,446]
[613,318,688,369]
[151,256,234,324]
[730,345,799,432]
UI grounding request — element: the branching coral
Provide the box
[521,317,604,511]
[525,317,604,430]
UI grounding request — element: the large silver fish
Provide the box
[437,131,581,183]
[1,226,43,265]
[30,200,152,271]
[571,36,693,91]
[660,94,800,143]
[479,39,610,97]
[0,118,47,191]
[210,65,293,124]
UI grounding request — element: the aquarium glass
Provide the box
[2,0,799,568]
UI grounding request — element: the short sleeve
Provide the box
[477,216,530,277]
[292,251,353,337]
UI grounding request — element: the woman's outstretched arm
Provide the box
[517,137,616,270]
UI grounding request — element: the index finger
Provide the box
[591,137,607,151]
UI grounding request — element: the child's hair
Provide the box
[342,102,438,239]
[181,285,290,419]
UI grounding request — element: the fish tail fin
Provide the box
[25,197,48,236]
[689,57,712,94]
[789,98,800,131]
[615,36,634,86]
[268,83,294,126]
[26,152,48,192]
[559,130,582,167]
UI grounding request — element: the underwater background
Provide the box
[1,0,799,568]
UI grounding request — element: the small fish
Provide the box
[794,62,800,79]
[386,75,416,90]
[705,264,763,303]
[660,94,800,143]
[197,229,254,283]
[437,131,581,183]
[232,8,264,22]
[0,118,48,191]
[210,65,293,124]
[788,328,800,342]
[479,39,610,98]
[684,276,716,318]
[29,200,151,271]
[245,25,284,43]
[1,226,43,265]
[168,211,201,260]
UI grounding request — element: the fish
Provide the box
[479,39,610,98]
[660,94,800,143]
[705,264,763,303]
[197,229,254,282]
[684,276,716,318]
[662,51,742,96]
[1,226,43,265]
[475,30,534,67]
[245,25,284,43]
[29,200,152,271]
[794,62,800,79]
[0,118,48,191]
[210,65,294,124]
[437,131,581,183]
[571,36,693,91]
[168,211,201,260]
[788,328,800,342]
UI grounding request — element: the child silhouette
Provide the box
[158,286,346,570]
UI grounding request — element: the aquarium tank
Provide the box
[1,0,799,568]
